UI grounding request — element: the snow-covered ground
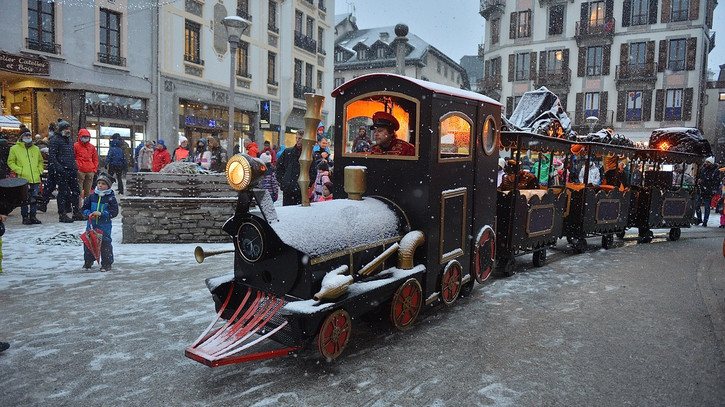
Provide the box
[1,197,723,406]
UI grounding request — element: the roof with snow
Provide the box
[332,73,500,106]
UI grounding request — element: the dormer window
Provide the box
[376,47,386,58]
[357,49,366,59]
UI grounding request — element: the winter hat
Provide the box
[317,161,329,171]
[498,158,506,170]
[78,129,91,138]
[97,173,116,187]
[323,181,333,191]
[553,159,564,171]
[705,156,715,164]
[57,120,71,133]
[157,139,166,148]
[179,136,188,145]
[260,151,272,164]
[111,133,121,140]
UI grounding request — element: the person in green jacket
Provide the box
[7,131,44,225]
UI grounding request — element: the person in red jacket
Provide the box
[243,138,259,158]
[152,139,171,172]
[74,129,98,201]
[260,140,277,168]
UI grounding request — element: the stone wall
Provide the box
[121,173,238,243]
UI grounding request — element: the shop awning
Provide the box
[0,115,22,129]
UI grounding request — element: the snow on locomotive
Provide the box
[185,74,502,366]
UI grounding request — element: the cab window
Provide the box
[343,93,418,159]
[438,112,472,161]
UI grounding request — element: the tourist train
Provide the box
[185,74,708,367]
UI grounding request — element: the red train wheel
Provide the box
[440,260,462,306]
[390,278,422,331]
[318,309,351,360]
[475,226,495,283]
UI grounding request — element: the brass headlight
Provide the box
[226,154,267,191]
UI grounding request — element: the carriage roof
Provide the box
[331,73,501,106]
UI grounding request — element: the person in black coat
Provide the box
[48,120,82,222]
[695,156,723,227]
[275,131,317,206]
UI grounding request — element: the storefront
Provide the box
[82,92,148,158]
[179,99,253,153]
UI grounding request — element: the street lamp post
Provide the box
[222,16,250,154]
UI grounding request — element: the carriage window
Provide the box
[343,94,418,158]
[439,113,472,161]
[481,116,497,156]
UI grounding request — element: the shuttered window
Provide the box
[515,53,531,80]
[671,0,689,21]
[668,39,686,71]
[665,89,683,120]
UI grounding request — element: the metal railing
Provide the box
[268,24,279,33]
[294,32,317,54]
[615,62,657,81]
[98,52,126,66]
[575,17,615,41]
[184,54,204,66]
[26,38,61,54]
[293,84,315,99]
[535,67,571,87]
[479,0,505,19]
[478,74,502,91]
[568,109,615,128]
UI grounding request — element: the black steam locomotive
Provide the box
[185,74,707,367]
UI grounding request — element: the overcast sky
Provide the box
[334,0,724,76]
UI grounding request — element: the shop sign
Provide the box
[0,51,50,76]
[85,101,148,121]
[184,116,223,129]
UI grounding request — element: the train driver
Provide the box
[369,111,415,156]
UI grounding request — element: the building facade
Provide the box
[334,13,470,90]
[478,0,717,142]
[0,0,156,157]
[157,0,334,153]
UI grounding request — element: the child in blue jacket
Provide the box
[82,173,119,271]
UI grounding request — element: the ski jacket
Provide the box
[8,143,44,184]
[74,140,98,173]
[48,133,77,171]
[82,190,119,242]
[104,140,128,169]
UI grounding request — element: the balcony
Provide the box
[575,17,615,46]
[98,52,126,67]
[478,74,502,93]
[479,0,505,20]
[236,68,251,79]
[293,84,315,99]
[294,32,317,54]
[318,0,326,13]
[615,62,657,87]
[236,10,252,21]
[535,67,571,90]
[569,109,615,133]
[268,23,279,34]
[478,43,485,60]
[26,38,61,54]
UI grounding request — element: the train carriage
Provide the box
[563,142,637,252]
[496,131,571,274]
[624,128,705,242]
